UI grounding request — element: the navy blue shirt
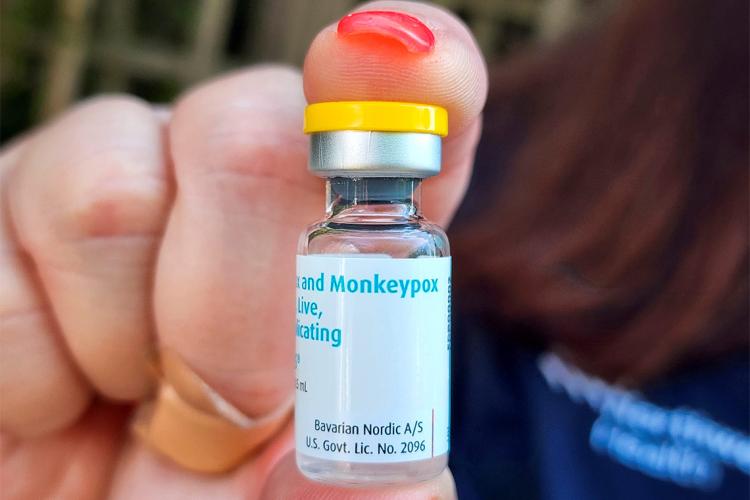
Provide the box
[449,319,750,499]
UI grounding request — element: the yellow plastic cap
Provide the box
[304,101,448,137]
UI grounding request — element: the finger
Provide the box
[0,139,92,437]
[260,453,456,500]
[1,403,128,499]
[156,66,313,417]
[304,0,488,224]
[7,96,171,401]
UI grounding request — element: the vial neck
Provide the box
[326,177,422,221]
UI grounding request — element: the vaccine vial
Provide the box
[295,101,451,485]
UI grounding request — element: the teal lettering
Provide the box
[330,275,345,292]
[325,273,440,298]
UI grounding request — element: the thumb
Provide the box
[261,452,457,500]
[305,0,488,225]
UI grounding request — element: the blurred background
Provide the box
[0,0,616,144]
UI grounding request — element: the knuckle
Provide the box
[16,93,170,243]
[68,93,155,124]
[171,65,307,178]
[62,153,169,240]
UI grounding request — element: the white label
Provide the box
[295,254,451,463]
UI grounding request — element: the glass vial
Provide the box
[295,102,451,485]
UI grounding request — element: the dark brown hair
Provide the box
[452,0,748,384]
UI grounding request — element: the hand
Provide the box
[0,2,487,498]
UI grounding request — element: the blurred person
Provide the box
[0,2,746,500]
[450,0,748,497]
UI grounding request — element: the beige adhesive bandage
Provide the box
[133,349,293,474]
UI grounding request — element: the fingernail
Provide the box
[337,10,435,53]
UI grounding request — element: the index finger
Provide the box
[305,0,487,135]
[304,1,488,224]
